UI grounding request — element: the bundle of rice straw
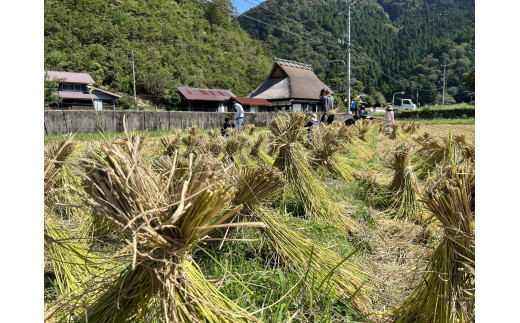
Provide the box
[413,132,454,179]
[334,123,356,143]
[389,123,405,140]
[393,162,475,322]
[44,135,101,296]
[249,134,275,166]
[453,134,475,163]
[305,126,355,182]
[231,165,374,316]
[270,113,359,233]
[159,130,183,157]
[67,132,262,322]
[243,124,257,136]
[356,119,372,141]
[386,143,421,221]
[44,215,101,296]
[404,120,422,134]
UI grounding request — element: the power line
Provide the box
[205,0,345,51]
[351,50,442,93]
[236,0,335,40]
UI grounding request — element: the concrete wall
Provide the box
[44,110,354,135]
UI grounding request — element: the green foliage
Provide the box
[462,66,475,92]
[116,95,135,110]
[396,107,475,120]
[367,90,387,107]
[44,0,274,105]
[44,72,63,107]
[239,0,474,105]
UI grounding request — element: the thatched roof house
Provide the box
[248,59,332,112]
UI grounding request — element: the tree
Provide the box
[462,66,475,92]
[44,72,62,108]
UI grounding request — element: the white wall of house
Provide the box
[292,103,302,111]
[250,105,256,113]
[94,100,103,111]
[218,103,225,112]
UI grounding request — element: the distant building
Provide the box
[178,87,235,112]
[248,59,332,112]
[45,71,121,110]
[232,97,273,113]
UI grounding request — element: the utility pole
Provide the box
[130,50,137,108]
[442,60,447,107]
[346,1,357,112]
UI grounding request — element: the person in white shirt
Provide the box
[382,104,395,134]
[233,101,245,133]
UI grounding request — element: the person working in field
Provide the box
[305,113,319,132]
[221,117,235,136]
[320,89,335,125]
[344,115,360,126]
[382,104,394,134]
[233,101,245,133]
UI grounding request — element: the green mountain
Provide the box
[44,0,273,105]
[238,0,475,104]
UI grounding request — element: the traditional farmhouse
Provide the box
[45,71,121,110]
[178,87,235,112]
[248,59,332,112]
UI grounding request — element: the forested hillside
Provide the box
[238,0,475,105]
[44,0,273,105]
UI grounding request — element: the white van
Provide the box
[395,99,417,111]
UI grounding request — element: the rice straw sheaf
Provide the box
[270,113,360,234]
[70,132,262,322]
[44,135,77,207]
[413,132,454,179]
[249,134,275,166]
[305,126,355,182]
[159,130,183,157]
[393,162,475,323]
[356,119,372,141]
[231,165,374,316]
[404,121,422,135]
[453,134,475,163]
[386,143,421,221]
[44,215,101,296]
[388,123,405,140]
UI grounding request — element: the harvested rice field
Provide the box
[44,115,475,322]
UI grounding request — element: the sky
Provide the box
[232,0,264,14]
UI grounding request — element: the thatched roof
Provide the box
[248,59,331,101]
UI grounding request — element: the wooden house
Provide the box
[178,87,235,112]
[248,59,332,112]
[45,71,121,110]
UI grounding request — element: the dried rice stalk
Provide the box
[404,121,422,134]
[67,132,261,322]
[159,130,182,156]
[231,165,373,315]
[389,123,405,140]
[270,113,359,233]
[394,162,475,322]
[386,143,421,221]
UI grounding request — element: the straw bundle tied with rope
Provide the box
[388,123,405,140]
[305,126,355,182]
[393,162,475,322]
[250,134,275,166]
[413,132,454,180]
[404,120,422,135]
[64,132,263,322]
[386,143,421,221]
[270,113,360,234]
[230,165,374,316]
